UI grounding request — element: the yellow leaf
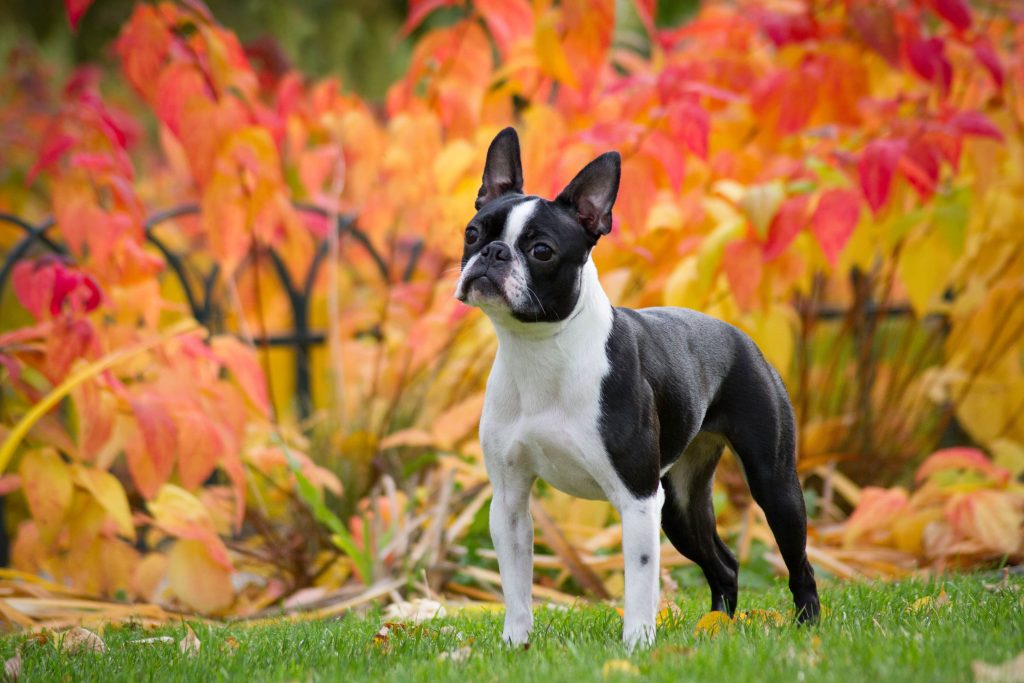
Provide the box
[148,484,231,569]
[168,539,233,614]
[534,10,577,87]
[601,659,640,678]
[19,448,73,545]
[735,609,785,629]
[697,218,745,291]
[898,227,957,315]
[434,140,478,194]
[693,611,732,638]
[71,464,135,540]
[745,305,796,378]
[739,181,785,239]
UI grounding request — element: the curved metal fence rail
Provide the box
[0,204,420,420]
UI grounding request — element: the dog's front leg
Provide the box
[490,473,535,646]
[618,486,664,650]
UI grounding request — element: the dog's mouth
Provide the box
[457,273,503,303]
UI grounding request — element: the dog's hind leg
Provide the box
[661,434,739,616]
[724,378,820,623]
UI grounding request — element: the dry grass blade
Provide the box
[459,566,579,605]
[530,498,611,600]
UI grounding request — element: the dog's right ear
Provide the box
[476,127,524,210]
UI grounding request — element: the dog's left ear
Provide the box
[555,151,621,239]
[476,127,524,210]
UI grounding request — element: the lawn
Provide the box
[3,574,1021,682]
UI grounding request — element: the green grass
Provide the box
[3,574,1022,682]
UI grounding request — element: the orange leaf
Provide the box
[432,392,486,450]
[175,410,225,490]
[148,484,232,570]
[916,448,1011,486]
[842,486,908,547]
[722,239,763,312]
[476,0,533,56]
[126,392,177,499]
[210,336,270,418]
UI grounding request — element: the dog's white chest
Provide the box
[479,278,617,502]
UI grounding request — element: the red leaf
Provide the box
[640,130,686,191]
[475,0,533,56]
[763,195,809,261]
[972,37,1004,90]
[668,101,710,160]
[950,111,1004,142]
[46,318,99,380]
[722,239,763,312]
[755,9,818,46]
[926,0,971,31]
[906,36,952,96]
[63,0,95,31]
[858,139,906,213]
[27,134,75,184]
[811,189,860,267]
[900,139,942,200]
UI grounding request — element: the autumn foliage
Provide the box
[0,0,1022,617]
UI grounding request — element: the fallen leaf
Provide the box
[972,652,1024,683]
[3,649,21,681]
[602,659,640,677]
[693,611,732,638]
[656,601,682,627]
[735,609,786,630]
[179,625,201,657]
[437,646,472,663]
[907,588,949,614]
[129,637,175,645]
[60,627,106,654]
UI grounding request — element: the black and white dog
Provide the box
[455,128,819,649]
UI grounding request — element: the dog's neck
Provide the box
[484,258,613,349]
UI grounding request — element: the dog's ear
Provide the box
[555,151,621,239]
[476,127,524,210]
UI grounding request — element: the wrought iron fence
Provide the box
[0,203,421,419]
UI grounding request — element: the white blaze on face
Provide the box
[498,198,539,310]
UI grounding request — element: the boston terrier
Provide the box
[455,128,820,649]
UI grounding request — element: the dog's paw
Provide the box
[501,627,530,648]
[622,624,656,652]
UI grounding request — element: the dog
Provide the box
[455,128,820,649]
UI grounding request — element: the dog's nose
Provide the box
[480,241,512,263]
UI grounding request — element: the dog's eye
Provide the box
[465,226,479,245]
[531,244,554,261]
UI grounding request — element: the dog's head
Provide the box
[454,127,620,323]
